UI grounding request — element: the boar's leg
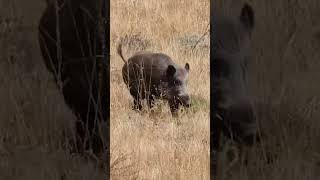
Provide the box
[133,98,142,111]
[128,88,143,111]
[168,99,180,117]
[147,95,155,110]
[131,92,142,111]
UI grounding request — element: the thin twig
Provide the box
[191,23,210,51]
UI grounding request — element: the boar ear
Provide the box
[240,3,255,34]
[185,63,190,72]
[166,65,176,77]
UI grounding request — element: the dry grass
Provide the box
[110,0,210,179]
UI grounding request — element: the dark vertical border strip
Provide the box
[101,0,110,178]
[210,0,214,177]
[210,0,220,179]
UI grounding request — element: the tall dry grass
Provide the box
[110,0,210,179]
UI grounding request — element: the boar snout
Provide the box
[218,101,257,145]
[178,95,191,108]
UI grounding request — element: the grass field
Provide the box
[110,0,210,179]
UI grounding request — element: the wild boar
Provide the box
[212,2,259,153]
[38,0,108,155]
[117,43,191,116]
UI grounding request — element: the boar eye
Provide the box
[174,80,182,86]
